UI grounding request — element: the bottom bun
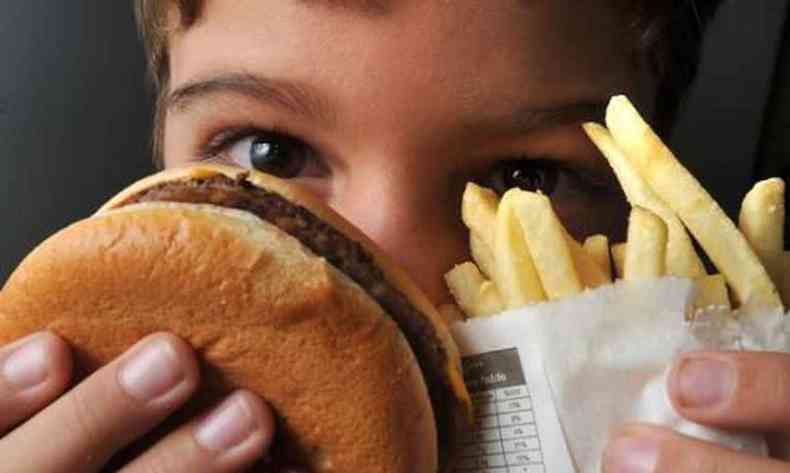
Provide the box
[0,202,437,473]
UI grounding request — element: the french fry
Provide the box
[611,243,626,279]
[583,234,612,281]
[444,262,505,317]
[462,183,500,279]
[506,190,583,300]
[693,274,731,311]
[624,207,667,280]
[583,122,706,278]
[462,183,499,249]
[605,95,783,309]
[566,234,610,288]
[494,191,547,307]
[476,281,504,315]
[739,178,785,288]
[470,233,497,280]
[783,252,790,307]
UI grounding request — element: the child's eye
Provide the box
[203,129,325,179]
[484,159,560,195]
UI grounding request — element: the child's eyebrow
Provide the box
[464,101,607,137]
[166,71,606,136]
[297,0,391,16]
[165,73,337,128]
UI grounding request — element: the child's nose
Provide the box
[334,169,471,306]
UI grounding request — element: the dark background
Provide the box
[1,1,789,283]
[0,4,154,282]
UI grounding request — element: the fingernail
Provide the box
[604,436,659,473]
[119,338,185,401]
[2,334,50,390]
[196,393,258,451]
[676,356,735,408]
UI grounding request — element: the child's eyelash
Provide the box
[200,127,271,160]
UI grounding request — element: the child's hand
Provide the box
[604,351,790,472]
[0,331,278,472]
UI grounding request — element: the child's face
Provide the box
[162,0,650,305]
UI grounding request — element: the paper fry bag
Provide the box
[451,278,785,473]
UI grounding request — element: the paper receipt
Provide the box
[451,318,576,473]
[458,348,547,472]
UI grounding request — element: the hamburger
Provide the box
[0,164,472,472]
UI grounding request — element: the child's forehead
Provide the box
[171,1,634,80]
[168,0,638,115]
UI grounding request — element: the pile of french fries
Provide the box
[445,95,788,319]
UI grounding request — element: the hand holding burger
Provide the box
[0,165,472,472]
